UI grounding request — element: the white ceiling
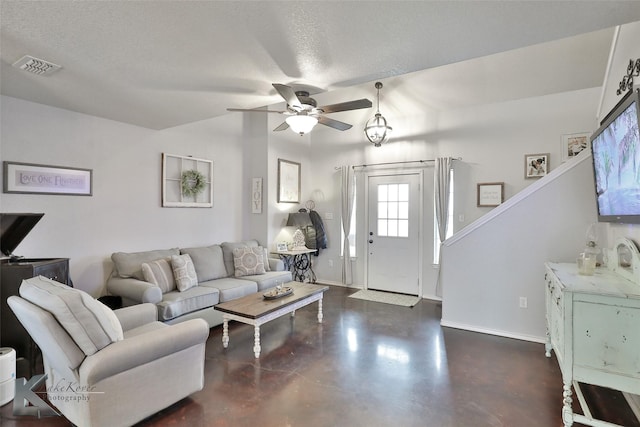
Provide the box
[1,1,640,130]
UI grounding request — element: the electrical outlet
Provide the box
[325,212,334,220]
[328,259,334,268]
[519,297,528,308]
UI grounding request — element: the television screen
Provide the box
[591,89,640,223]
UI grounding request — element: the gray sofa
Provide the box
[106,240,292,327]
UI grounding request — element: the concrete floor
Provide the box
[1,284,638,426]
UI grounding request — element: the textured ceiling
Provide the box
[1,1,640,130]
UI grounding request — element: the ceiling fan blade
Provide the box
[318,116,353,131]
[318,98,372,114]
[273,121,290,132]
[272,84,303,110]
[227,108,286,114]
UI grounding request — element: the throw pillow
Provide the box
[233,246,266,277]
[19,276,123,356]
[141,257,176,293]
[171,254,198,291]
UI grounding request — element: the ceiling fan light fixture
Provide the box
[365,82,392,147]
[286,115,318,135]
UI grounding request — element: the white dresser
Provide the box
[545,238,640,427]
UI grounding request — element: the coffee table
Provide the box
[214,282,329,358]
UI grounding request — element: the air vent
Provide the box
[12,55,61,76]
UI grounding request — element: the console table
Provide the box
[272,249,316,283]
[545,237,640,427]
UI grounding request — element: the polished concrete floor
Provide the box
[1,285,638,426]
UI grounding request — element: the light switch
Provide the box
[325,212,333,220]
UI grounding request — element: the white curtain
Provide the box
[340,166,355,285]
[434,157,453,297]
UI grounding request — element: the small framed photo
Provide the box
[524,153,549,179]
[477,182,504,207]
[276,242,288,252]
[561,132,590,162]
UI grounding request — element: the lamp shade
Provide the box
[286,115,318,135]
[286,212,312,227]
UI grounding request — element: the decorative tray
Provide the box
[263,286,293,300]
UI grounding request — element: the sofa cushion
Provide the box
[156,286,219,321]
[19,276,123,356]
[141,257,176,293]
[112,248,180,280]
[180,245,228,282]
[171,254,198,291]
[238,270,293,291]
[221,240,259,277]
[200,277,258,302]
[233,246,266,277]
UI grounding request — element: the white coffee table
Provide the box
[214,282,328,358]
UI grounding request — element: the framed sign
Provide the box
[252,177,262,213]
[524,153,549,179]
[3,161,92,196]
[477,182,504,207]
[277,159,300,203]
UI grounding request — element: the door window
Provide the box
[377,183,409,238]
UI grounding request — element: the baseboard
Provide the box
[440,320,547,344]
[315,279,363,289]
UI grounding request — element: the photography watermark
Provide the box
[13,374,103,418]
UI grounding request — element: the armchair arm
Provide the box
[268,257,285,271]
[106,276,162,304]
[114,303,157,331]
[80,319,209,385]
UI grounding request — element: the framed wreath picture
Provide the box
[524,153,549,179]
[162,153,213,207]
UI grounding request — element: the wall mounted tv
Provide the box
[591,88,640,224]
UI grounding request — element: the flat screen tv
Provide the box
[591,89,640,223]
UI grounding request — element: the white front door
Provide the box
[366,173,421,295]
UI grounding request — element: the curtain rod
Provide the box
[334,157,462,170]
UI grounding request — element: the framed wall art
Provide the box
[524,153,549,179]
[277,158,300,203]
[162,153,213,207]
[3,161,92,196]
[477,182,504,207]
[561,132,590,162]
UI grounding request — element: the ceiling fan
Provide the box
[227,83,372,135]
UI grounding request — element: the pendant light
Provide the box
[364,82,392,146]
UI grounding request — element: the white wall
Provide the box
[441,155,597,341]
[0,96,246,296]
[307,86,601,299]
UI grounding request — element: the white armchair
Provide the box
[8,276,209,427]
